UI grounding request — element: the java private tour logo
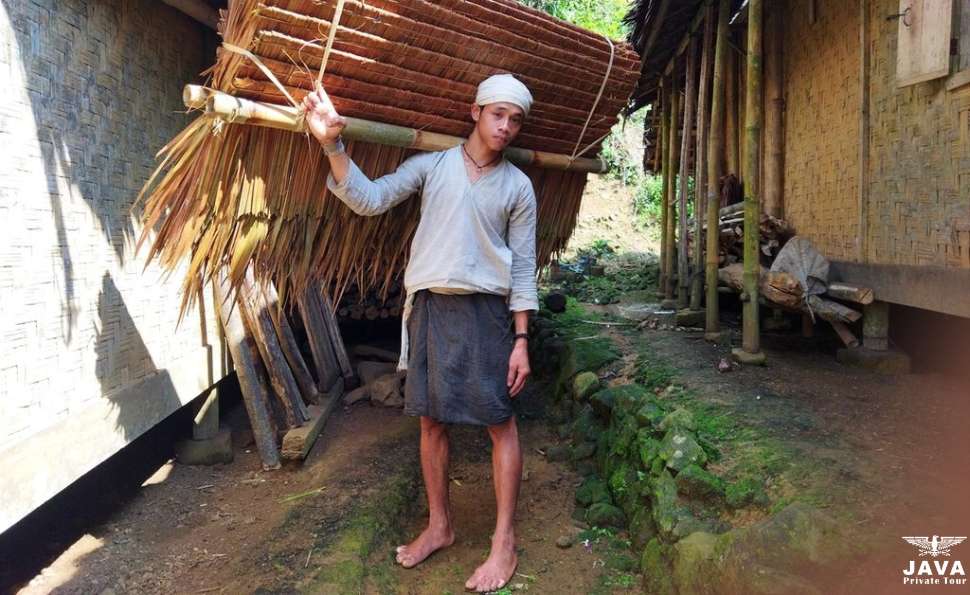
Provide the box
[901,536,967,586]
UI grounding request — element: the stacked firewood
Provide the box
[693,203,794,267]
[336,280,405,321]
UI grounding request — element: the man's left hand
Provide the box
[507,343,531,398]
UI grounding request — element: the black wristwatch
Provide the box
[513,332,529,343]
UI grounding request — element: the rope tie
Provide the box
[569,35,615,163]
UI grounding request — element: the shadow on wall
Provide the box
[95,271,181,441]
[2,0,209,342]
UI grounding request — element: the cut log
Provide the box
[214,274,281,470]
[263,282,320,405]
[829,320,860,348]
[825,283,874,305]
[239,275,308,428]
[351,344,400,363]
[717,264,802,310]
[805,295,863,324]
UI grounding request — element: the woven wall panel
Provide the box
[867,0,970,269]
[782,0,861,261]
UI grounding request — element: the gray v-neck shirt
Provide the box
[326,145,539,313]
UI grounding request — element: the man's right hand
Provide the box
[302,86,347,146]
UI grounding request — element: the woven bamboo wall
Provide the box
[782,0,861,261]
[0,0,220,533]
[866,0,970,269]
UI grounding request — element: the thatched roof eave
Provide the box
[624,0,745,114]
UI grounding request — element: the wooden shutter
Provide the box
[896,0,954,87]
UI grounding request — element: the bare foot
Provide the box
[395,524,455,568]
[464,532,518,593]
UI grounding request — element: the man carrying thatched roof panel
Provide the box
[302,73,537,593]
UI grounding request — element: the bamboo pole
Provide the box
[663,79,680,306]
[677,37,699,309]
[691,6,714,312]
[763,3,784,219]
[737,0,765,363]
[184,86,607,173]
[724,44,739,178]
[658,81,670,297]
[215,273,281,470]
[737,37,747,184]
[706,0,730,340]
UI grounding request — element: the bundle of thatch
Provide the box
[138,0,640,311]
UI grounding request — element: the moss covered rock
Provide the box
[638,435,663,470]
[675,464,726,501]
[571,440,597,461]
[571,371,601,402]
[546,444,572,462]
[636,400,666,429]
[591,384,650,419]
[629,506,658,549]
[556,338,620,392]
[576,476,611,506]
[671,532,719,595]
[570,405,601,443]
[640,538,676,595]
[586,502,626,528]
[659,407,697,432]
[659,428,708,472]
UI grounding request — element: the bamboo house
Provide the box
[625,0,970,367]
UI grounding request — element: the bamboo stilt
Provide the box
[740,0,764,359]
[706,0,730,338]
[658,82,669,296]
[664,80,680,304]
[725,44,739,178]
[677,38,699,309]
[691,6,714,312]
[185,86,607,173]
[764,3,784,219]
[215,273,281,470]
[263,282,320,405]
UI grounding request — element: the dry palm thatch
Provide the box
[137,0,639,314]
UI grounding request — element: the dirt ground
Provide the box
[11,392,638,595]
[592,306,970,594]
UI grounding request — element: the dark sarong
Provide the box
[403,289,514,426]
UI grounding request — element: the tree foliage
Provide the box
[518,0,631,39]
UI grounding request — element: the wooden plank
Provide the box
[264,282,320,405]
[319,291,356,382]
[896,0,954,87]
[947,69,970,92]
[829,261,970,318]
[239,275,308,428]
[280,376,343,461]
[214,274,281,470]
[298,285,342,391]
[826,283,875,305]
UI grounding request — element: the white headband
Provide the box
[475,73,533,117]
